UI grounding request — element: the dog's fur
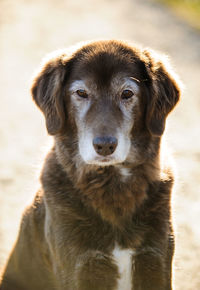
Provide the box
[0,40,180,290]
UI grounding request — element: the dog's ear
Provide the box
[143,50,181,136]
[31,52,73,135]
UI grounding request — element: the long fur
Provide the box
[0,40,180,290]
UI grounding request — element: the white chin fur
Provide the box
[85,158,123,166]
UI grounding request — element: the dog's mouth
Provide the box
[86,156,123,166]
[101,158,112,162]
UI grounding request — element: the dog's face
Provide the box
[69,73,140,166]
[31,40,180,168]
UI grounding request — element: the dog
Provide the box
[0,40,180,290]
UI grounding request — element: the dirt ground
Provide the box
[0,0,200,289]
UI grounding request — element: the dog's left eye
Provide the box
[76,89,88,99]
[121,90,134,100]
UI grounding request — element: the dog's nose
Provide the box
[93,136,118,156]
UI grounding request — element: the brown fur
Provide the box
[0,40,180,290]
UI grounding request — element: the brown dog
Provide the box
[0,40,180,290]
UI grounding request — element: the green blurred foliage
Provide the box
[158,0,200,30]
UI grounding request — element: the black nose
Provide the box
[93,136,118,156]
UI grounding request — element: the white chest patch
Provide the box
[112,246,135,290]
[119,167,132,182]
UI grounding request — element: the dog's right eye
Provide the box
[121,89,134,100]
[76,89,88,99]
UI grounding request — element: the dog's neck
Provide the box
[45,139,162,226]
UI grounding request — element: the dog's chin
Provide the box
[83,156,125,167]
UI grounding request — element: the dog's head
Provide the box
[31,40,180,167]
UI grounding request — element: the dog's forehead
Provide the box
[69,73,140,94]
[70,43,146,87]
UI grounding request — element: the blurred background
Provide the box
[0,0,200,288]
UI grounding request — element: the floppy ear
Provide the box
[144,50,181,136]
[31,52,72,135]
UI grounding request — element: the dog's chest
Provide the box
[112,246,135,290]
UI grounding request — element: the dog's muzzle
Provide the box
[93,136,118,156]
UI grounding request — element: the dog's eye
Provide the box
[121,90,134,100]
[76,89,88,99]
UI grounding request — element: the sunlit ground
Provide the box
[0,0,200,289]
